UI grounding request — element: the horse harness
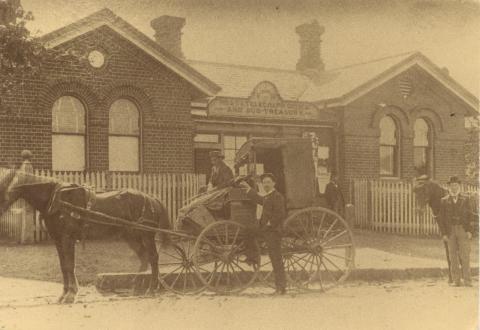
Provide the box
[46,183,158,231]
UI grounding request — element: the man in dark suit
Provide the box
[324,173,345,215]
[438,176,473,287]
[240,173,287,295]
[208,150,234,190]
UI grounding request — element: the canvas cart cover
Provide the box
[176,187,231,229]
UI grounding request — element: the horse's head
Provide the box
[0,168,19,215]
[413,177,430,213]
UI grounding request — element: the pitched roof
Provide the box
[188,52,479,112]
[39,8,220,97]
[187,60,311,101]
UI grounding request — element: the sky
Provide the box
[22,0,480,97]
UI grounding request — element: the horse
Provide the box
[0,168,170,304]
[413,177,479,282]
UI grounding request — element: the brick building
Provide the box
[0,9,219,172]
[0,8,478,191]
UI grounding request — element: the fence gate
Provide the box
[352,178,478,236]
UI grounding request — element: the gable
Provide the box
[329,53,478,114]
[39,9,220,97]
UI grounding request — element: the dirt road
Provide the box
[0,279,477,330]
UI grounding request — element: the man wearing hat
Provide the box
[240,173,287,295]
[438,176,473,286]
[208,150,234,191]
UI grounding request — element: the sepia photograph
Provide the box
[0,0,479,329]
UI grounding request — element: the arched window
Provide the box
[414,118,432,176]
[109,99,140,172]
[52,96,86,171]
[379,116,399,177]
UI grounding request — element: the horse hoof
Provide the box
[62,292,76,304]
[57,294,66,304]
[145,288,157,296]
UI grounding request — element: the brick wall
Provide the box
[0,25,199,172]
[339,65,472,189]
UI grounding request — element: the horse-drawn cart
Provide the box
[0,138,355,300]
[156,138,355,295]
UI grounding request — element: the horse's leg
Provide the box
[61,234,78,304]
[143,234,159,295]
[53,237,68,303]
[125,234,148,272]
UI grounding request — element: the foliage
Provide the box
[0,1,82,102]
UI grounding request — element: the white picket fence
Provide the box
[0,170,206,243]
[352,178,478,236]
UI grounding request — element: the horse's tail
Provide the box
[154,198,171,247]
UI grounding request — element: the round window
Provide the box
[88,50,105,68]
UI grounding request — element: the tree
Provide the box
[0,0,83,106]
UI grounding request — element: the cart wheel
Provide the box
[193,221,258,294]
[158,238,206,295]
[282,207,355,292]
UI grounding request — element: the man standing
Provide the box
[208,150,234,190]
[324,173,345,215]
[240,173,287,295]
[439,176,473,287]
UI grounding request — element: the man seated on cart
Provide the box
[207,150,234,191]
[240,173,287,295]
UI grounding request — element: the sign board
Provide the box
[208,81,320,121]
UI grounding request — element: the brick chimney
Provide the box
[150,15,186,59]
[295,20,325,72]
[0,0,21,26]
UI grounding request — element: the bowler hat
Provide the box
[260,173,276,182]
[447,176,461,184]
[209,150,224,159]
[416,174,430,181]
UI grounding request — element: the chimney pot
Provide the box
[151,15,186,59]
[295,20,325,72]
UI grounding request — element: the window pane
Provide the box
[223,135,236,149]
[414,119,429,147]
[414,147,428,175]
[236,136,247,148]
[380,116,397,145]
[52,96,85,134]
[194,134,219,143]
[52,135,85,171]
[380,146,394,176]
[109,99,139,135]
[109,136,139,172]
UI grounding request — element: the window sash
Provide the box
[52,96,86,134]
[52,134,86,171]
[380,145,397,176]
[109,136,140,172]
[414,146,430,176]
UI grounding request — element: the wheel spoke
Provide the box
[320,260,338,283]
[160,250,184,261]
[322,218,338,240]
[215,263,226,287]
[316,212,327,237]
[323,255,345,275]
[323,251,352,262]
[322,229,348,246]
[231,227,240,244]
[225,224,229,244]
[161,264,184,278]
[171,267,185,288]
[213,227,223,244]
[323,243,353,250]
